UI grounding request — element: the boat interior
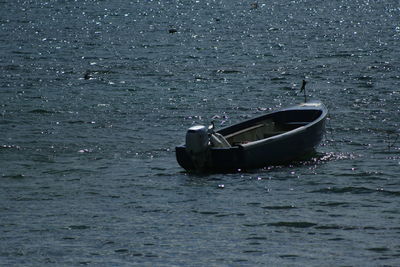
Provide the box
[223,109,322,146]
[224,119,297,145]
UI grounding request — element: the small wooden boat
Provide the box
[176,101,328,172]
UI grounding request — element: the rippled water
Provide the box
[1,0,400,266]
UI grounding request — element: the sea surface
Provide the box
[1,0,400,266]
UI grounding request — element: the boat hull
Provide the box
[176,101,327,172]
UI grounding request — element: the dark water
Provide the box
[1,0,400,265]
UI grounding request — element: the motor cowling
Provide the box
[185,125,210,170]
[185,125,209,155]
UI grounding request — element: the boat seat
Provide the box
[226,124,273,145]
[225,124,264,139]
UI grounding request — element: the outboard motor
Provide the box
[185,125,210,170]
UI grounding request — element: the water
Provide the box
[1,0,400,265]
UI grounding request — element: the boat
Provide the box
[175,100,328,172]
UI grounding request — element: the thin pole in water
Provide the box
[300,80,307,103]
